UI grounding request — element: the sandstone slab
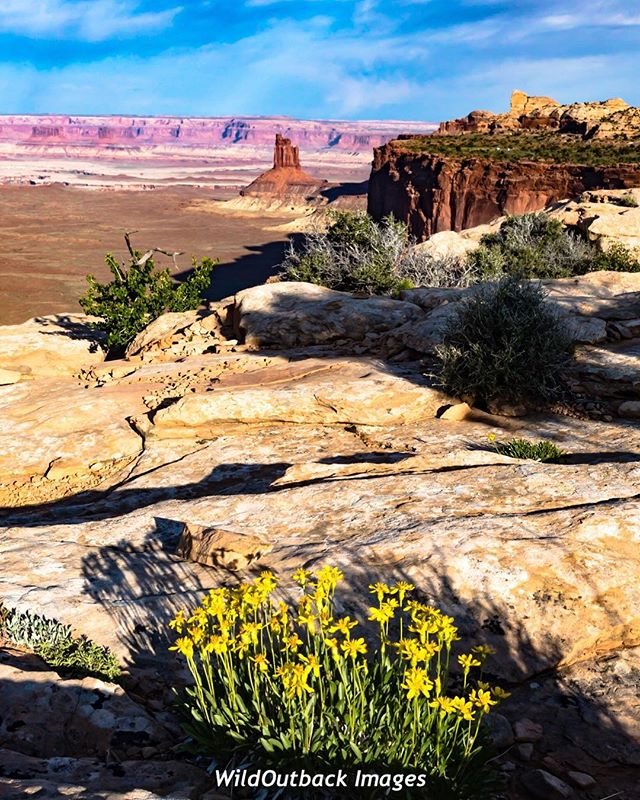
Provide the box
[0,314,104,377]
[149,357,449,434]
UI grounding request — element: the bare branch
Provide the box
[124,230,139,259]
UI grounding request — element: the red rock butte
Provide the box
[240,134,326,198]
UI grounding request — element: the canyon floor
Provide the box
[0,184,303,325]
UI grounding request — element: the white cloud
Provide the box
[0,0,182,41]
[0,17,430,117]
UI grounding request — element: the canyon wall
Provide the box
[368,91,640,240]
[368,146,640,239]
[0,114,436,157]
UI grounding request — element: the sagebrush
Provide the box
[80,237,216,356]
[280,211,476,295]
[436,277,574,408]
[466,213,640,281]
[170,568,508,799]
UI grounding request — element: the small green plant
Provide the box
[611,194,639,208]
[170,569,508,799]
[80,234,217,356]
[591,242,640,272]
[436,276,574,408]
[488,435,564,462]
[0,605,121,682]
[36,637,122,681]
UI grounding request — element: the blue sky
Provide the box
[0,0,637,121]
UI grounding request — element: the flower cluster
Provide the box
[169,568,509,793]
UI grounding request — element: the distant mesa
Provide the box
[240,134,326,199]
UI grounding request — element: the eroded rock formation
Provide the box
[240,134,325,198]
[438,89,639,139]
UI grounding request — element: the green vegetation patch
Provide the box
[0,604,121,682]
[80,234,216,357]
[467,213,640,280]
[394,133,640,167]
[488,436,564,462]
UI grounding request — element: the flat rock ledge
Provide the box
[2,276,640,798]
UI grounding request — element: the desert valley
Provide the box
[2,89,640,800]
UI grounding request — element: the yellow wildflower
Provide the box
[292,568,314,587]
[493,686,512,701]
[168,610,187,634]
[393,581,415,604]
[469,688,497,714]
[429,696,455,717]
[472,644,497,660]
[341,638,368,659]
[300,653,322,677]
[402,667,433,700]
[451,696,475,721]
[251,653,269,673]
[240,622,261,646]
[208,634,230,656]
[289,664,314,698]
[329,617,358,637]
[458,653,482,672]
[188,625,205,646]
[284,633,303,652]
[317,565,343,585]
[169,636,194,659]
[188,608,207,627]
[369,582,392,603]
[368,605,394,624]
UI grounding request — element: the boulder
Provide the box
[232,281,423,348]
[549,193,640,254]
[176,523,273,570]
[413,230,481,261]
[148,358,449,434]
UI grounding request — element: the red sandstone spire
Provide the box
[273,134,301,169]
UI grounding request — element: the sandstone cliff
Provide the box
[369,91,640,239]
[368,146,640,238]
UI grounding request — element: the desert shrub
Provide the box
[80,237,217,356]
[170,568,508,799]
[467,213,594,280]
[0,605,121,681]
[280,211,474,295]
[398,132,640,167]
[488,436,564,462]
[591,242,640,272]
[610,194,639,208]
[436,277,573,407]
